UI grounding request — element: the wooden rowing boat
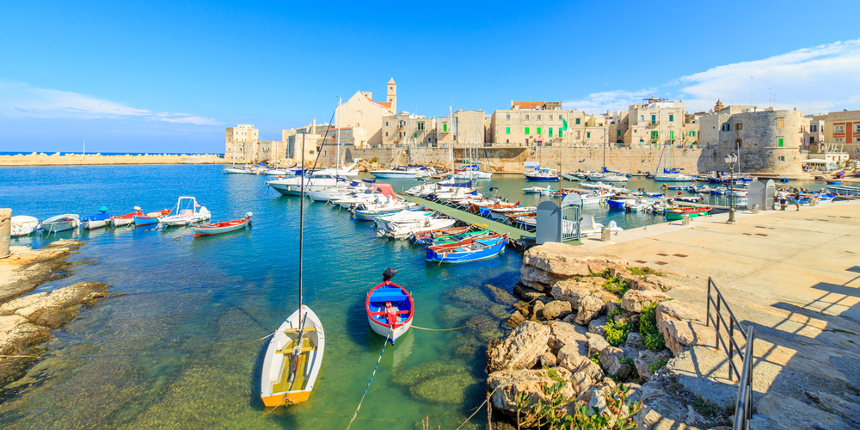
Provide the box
[191,213,252,237]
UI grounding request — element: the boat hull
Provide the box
[523,174,559,182]
[426,235,508,263]
[133,216,160,226]
[40,214,80,234]
[260,306,325,407]
[191,218,250,237]
[81,219,109,229]
[366,282,414,344]
[369,172,421,179]
[11,216,39,237]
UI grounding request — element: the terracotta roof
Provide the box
[363,93,392,109]
[511,101,546,110]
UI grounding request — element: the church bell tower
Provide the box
[387,78,396,113]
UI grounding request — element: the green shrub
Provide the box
[639,303,665,351]
[648,359,668,375]
[605,319,633,347]
[628,266,664,277]
[516,382,642,429]
[369,157,378,163]
[590,352,600,366]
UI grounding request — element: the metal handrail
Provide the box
[733,326,755,430]
[705,277,749,380]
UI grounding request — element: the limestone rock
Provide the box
[756,392,849,430]
[487,367,575,420]
[663,320,715,356]
[624,332,644,350]
[599,346,631,378]
[634,349,672,383]
[557,345,604,393]
[507,310,526,328]
[621,290,671,313]
[520,243,628,290]
[656,300,706,328]
[483,284,517,305]
[539,300,572,321]
[547,320,589,356]
[530,301,544,321]
[539,351,557,368]
[588,316,608,337]
[685,405,705,426]
[587,333,610,357]
[0,321,49,355]
[575,294,605,325]
[550,278,604,309]
[513,283,545,301]
[486,321,550,372]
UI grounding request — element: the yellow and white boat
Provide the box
[260,305,325,406]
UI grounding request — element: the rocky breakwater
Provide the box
[0,240,110,390]
[486,243,727,429]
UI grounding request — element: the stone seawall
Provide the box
[0,153,224,167]
[344,145,720,174]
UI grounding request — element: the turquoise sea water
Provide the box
[0,165,825,429]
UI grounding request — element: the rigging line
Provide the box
[345,327,391,430]
[454,384,506,430]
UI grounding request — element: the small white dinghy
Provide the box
[11,216,39,237]
[40,214,80,234]
[261,305,326,407]
[365,268,413,344]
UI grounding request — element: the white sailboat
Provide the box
[224,139,252,174]
[261,127,325,408]
[263,140,288,175]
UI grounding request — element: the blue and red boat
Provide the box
[365,268,413,344]
[133,209,171,227]
[426,233,508,263]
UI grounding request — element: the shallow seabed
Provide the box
[0,165,824,429]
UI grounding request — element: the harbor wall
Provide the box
[343,145,720,174]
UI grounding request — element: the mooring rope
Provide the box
[411,325,464,331]
[345,327,391,429]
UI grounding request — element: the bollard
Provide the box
[752,204,760,214]
[0,208,11,258]
[682,213,690,226]
[601,227,611,242]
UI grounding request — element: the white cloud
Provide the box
[563,39,860,115]
[0,80,220,125]
[563,88,659,113]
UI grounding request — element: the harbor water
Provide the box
[0,165,825,429]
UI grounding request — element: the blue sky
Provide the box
[1,0,859,153]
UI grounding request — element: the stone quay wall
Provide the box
[342,144,723,174]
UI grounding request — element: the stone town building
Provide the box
[488,101,601,145]
[822,109,860,158]
[437,110,486,146]
[225,124,259,163]
[806,116,825,152]
[334,79,397,147]
[382,113,436,146]
[623,98,686,147]
[698,105,805,175]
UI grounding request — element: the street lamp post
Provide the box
[725,154,737,224]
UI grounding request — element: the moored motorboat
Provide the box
[133,209,172,227]
[665,206,711,221]
[11,216,39,237]
[40,214,80,234]
[80,206,112,230]
[111,207,144,227]
[365,268,413,344]
[410,226,470,245]
[426,233,508,263]
[191,212,252,237]
[523,168,559,182]
[159,197,211,226]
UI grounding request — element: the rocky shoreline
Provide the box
[0,240,110,392]
[483,243,728,429]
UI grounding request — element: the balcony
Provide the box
[648,121,660,127]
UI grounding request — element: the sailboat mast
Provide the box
[449,106,454,174]
[336,97,342,173]
[298,130,305,321]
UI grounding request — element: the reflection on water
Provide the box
[0,166,828,429]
